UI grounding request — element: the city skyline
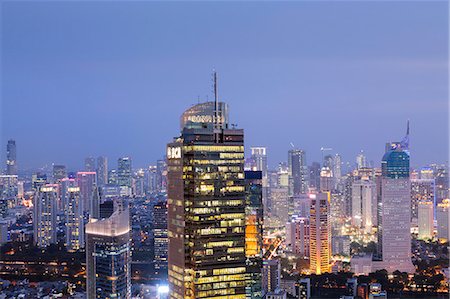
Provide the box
[1,1,448,169]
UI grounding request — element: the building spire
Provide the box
[401,119,410,150]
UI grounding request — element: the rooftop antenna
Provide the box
[213,69,219,126]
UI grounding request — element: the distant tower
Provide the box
[86,208,131,299]
[117,157,132,195]
[96,156,108,187]
[319,167,334,193]
[310,193,331,274]
[52,164,67,182]
[66,186,84,251]
[84,157,96,172]
[33,184,58,248]
[77,172,97,214]
[6,139,17,175]
[288,149,309,195]
[356,151,367,169]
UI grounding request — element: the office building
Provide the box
[288,149,309,195]
[436,199,449,243]
[84,157,95,172]
[97,156,108,186]
[153,199,168,277]
[351,178,376,233]
[156,159,167,192]
[77,172,97,214]
[262,259,281,294]
[118,157,132,195]
[33,184,58,248]
[86,208,131,299]
[356,151,367,169]
[287,217,310,257]
[167,93,248,298]
[245,170,263,299]
[66,186,84,251]
[52,164,67,182]
[6,139,17,175]
[309,193,331,274]
[418,201,434,240]
[319,167,334,193]
[375,124,415,273]
[411,179,435,222]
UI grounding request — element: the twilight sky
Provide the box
[1,1,448,171]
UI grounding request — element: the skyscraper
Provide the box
[85,157,96,172]
[117,157,132,194]
[86,208,131,299]
[411,178,435,222]
[309,192,331,274]
[153,199,168,277]
[351,178,376,233]
[417,201,433,240]
[96,156,108,187]
[6,139,17,175]
[319,167,334,193]
[436,199,450,243]
[52,164,67,182]
[65,186,84,251]
[245,170,263,299]
[375,124,415,273]
[167,89,248,298]
[77,172,97,214]
[33,184,58,248]
[288,149,309,195]
[262,259,281,294]
[356,151,367,169]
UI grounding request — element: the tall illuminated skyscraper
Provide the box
[375,123,415,273]
[66,186,84,251]
[244,170,263,299]
[288,149,309,195]
[86,208,131,299]
[309,193,331,274]
[33,184,58,248]
[167,77,248,298]
[153,199,168,277]
[6,139,17,175]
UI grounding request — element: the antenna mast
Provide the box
[213,70,218,126]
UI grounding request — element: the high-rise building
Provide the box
[356,151,367,169]
[262,259,281,294]
[156,159,167,192]
[309,193,331,274]
[85,157,96,172]
[97,156,108,187]
[52,164,66,182]
[333,154,342,180]
[309,162,321,190]
[244,170,263,299]
[250,147,268,178]
[117,157,132,194]
[6,139,17,175]
[153,199,168,277]
[435,165,449,203]
[319,167,334,193]
[167,95,248,298]
[270,187,289,227]
[65,186,84,251]
[77,172,97,214]
[411,179,435,222]
[417,201,433,240]
[33,184,58,248]
[375,125,415,273]
[86,207,131,299]
[147,165,158,193]
[288,149,309,195]
[351,178,376,233]
[436,199,450,243]
[287,216,310,257]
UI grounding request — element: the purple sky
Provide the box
[1,1,448,171]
